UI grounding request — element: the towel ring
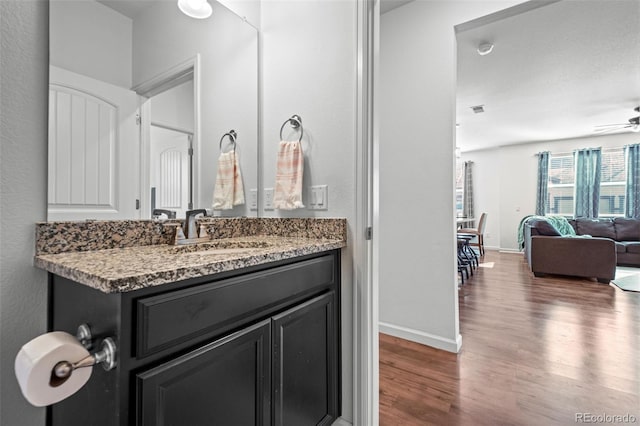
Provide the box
[219,130,237,152]
[279,115,303,143]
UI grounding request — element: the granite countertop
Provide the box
[35,236,345,294]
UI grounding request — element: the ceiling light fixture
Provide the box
[477,42,494,56]
[178,0,212,19]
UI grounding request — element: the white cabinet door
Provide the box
[48,66,140,220]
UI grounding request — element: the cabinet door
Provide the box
[136,320,271,426]
[272,292,340,426]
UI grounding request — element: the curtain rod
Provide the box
[536,146,625,157]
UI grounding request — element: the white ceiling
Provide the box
[97,0,156,19]
[456,0,640,152]
[380,0,414,15]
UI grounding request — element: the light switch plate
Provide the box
[249,189,257,210]
[264,188,274,210]
[308,185,328,210]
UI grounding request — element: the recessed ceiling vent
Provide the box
[470,105,485,114]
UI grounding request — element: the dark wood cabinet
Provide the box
[137,320,272,426]
[47,250,341,426]
[273,292,339,426]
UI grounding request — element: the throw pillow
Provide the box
[575,218,616,239]
[614,218,640,241]
[530,219,561,236]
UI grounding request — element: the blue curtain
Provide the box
[574,148,601,218]
[626,144,640,218]
[535,151,549,215]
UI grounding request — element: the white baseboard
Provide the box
[498,248,522,254]
[482,245,524,254]
[332,417,353,426]
[379,322,462,353]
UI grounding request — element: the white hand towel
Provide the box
[212,150,245,210]
[274,140,305,210]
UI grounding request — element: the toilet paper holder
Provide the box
[50,324,117,387]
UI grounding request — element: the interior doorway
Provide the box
[149,124,193,218]
[134,56,200,219]
[146,79,195,219]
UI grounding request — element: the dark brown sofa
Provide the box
[569,218,640,266]
[523,217,640,283]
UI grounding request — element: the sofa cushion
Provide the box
[575,218,616,239]
[528,219,561,236]
[625,242,640,254]
[614,217,640,241]
[615,242,627,253]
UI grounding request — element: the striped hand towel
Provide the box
[274,140,305,210]
[212,150,245,210]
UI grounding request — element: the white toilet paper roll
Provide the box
[15,331,92,407]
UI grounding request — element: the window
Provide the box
[546,148,626,217]
[547,154,575,216]
[599,148,626,216]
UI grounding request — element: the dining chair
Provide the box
[457,239,471,284]
[457,212,487,256]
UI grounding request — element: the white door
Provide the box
[149,126,191,218]
[48,66,140,220]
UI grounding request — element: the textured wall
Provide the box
[0,1,49,424]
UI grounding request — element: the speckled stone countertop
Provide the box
[34,218,346,294]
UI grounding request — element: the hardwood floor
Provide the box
[379,251,640,425]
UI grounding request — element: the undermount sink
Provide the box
[167,239,276,255]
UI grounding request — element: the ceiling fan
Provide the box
[594,106,640,134]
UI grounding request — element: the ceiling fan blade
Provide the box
[594,123,627,128]
[594,126,624,134]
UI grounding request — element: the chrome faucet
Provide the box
[184,209,208,240]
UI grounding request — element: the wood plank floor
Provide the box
[379,251,640,425]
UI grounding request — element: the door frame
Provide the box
[353,0,378,424]
[133,55,201,219]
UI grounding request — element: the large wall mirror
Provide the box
[48,0,259,221]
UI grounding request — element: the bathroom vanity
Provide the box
[35,218,346,426]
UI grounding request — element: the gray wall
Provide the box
[260,1,358,421]
[50,0,132,88]
[0,1,49,425]
[151,80,194,131]
[378,1,520,352]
